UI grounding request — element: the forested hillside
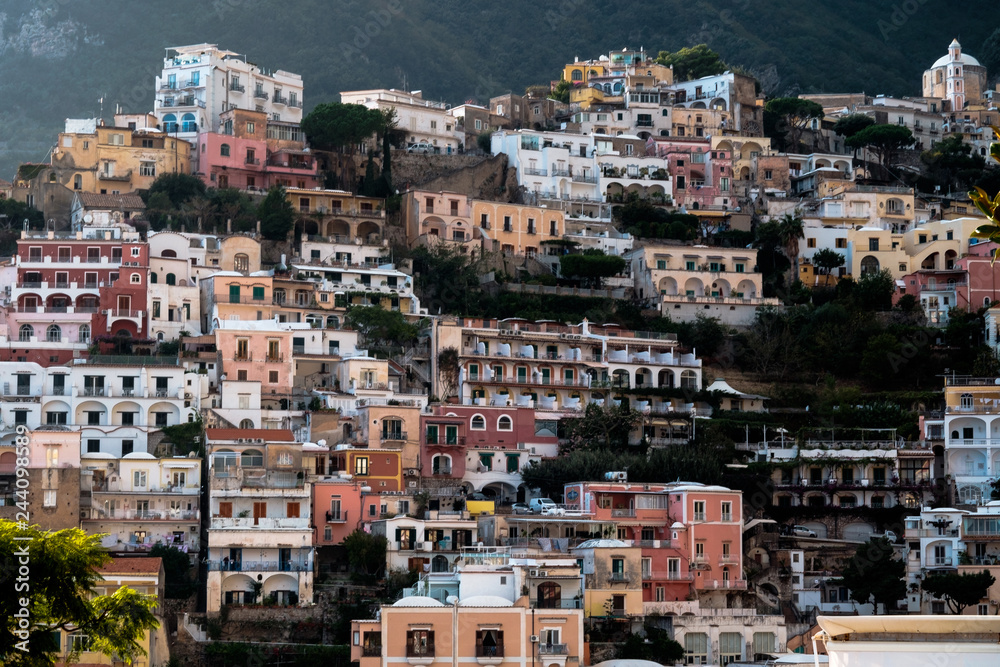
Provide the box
[2,0,999,176]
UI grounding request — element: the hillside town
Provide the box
[4,37,1000,667]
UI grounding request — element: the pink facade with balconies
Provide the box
[653,138,733,211]
[311,479,366,546]
[214,323,294,399]
[562,481,744,601]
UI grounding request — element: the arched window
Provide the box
[166,273,176,286]
[156,331,165,341]
[234,254,249,272]
[150,272,157,283]
[680,370,698,390]
[78,324,90,343]
[220,143,231,157]
[240,449,264,467]
[537,581,562,608]
[162,249,177,258]
[432,454,451,475]
[162,114,178,133]
[130,273,141,284]
[239,419,255,429]
[571,69,583,82]
[960,393,974,409]
[181,113,197,133]
[471,415,486,430]
[18,324,33,342]
[273,289,286,304]
[73,174,82,190]
[497,415,513,431]
[860,255,880,275]
[46,325,61,342]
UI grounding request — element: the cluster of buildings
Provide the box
[6,36,1000,666]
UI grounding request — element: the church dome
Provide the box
[931,39,981,69]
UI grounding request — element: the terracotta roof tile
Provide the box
[76,192,146,210]
[99,557,163,575]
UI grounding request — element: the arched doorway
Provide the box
[537,581,562,608]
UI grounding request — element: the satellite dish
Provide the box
[83,214,93,223]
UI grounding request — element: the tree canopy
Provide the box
[764,97,824,150]
[559,251,626,287]
[344,305,420,358]
[257,186,295,240]
[919,133,986,191]
[847,124,915,172]
[832,113,875,139]
[342,529,388,580]
[812,248,845,275]
[833,537,906,613]
[0,523,159,667]
[655,44,727,82]
[561,401,642,453]
[301,102,385,151]
[921,569,996,614]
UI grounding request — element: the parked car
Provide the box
[528,498,558,514]
[791,525,818,538]
[407,142,435,153]
[511,503,531,514]
[870,530,898,543]
[467,492,490,501]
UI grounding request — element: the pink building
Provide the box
[196,108,319,191]
[652,137,734,211]
[563,481,744,602]
[420,404,556,501]
[956,241,1000,310]
[311,479,366,547]
[214,321,295,401]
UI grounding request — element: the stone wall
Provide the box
[393,153,519,202]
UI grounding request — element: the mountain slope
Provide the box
[1,0,998,177]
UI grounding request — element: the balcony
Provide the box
[572,174,598,184]
[99,170,133,182]
[289,99,302,108]
[362,646,382,657]
[406,645,435,665]
[538,644,569,656]
[551,169,571,177]
[643,571,694,581]
[380,431,408,442]
[265,354,284,363]
[274,94,289,105]
[230,82,246,93]
[254,89,269,100]
[245,157,261,166]
[701,579,747,590]
[524,168,548,176]
[426,436,465,446]
[476,646,504,665]
[608,572,630,583]
[86,509,199,521]
[208,560,311,572]
[326,510,348,523]
[432,466,453,476]
[83,387,107,397]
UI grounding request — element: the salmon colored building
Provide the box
[563,481,745,603]
[352,595,584,667]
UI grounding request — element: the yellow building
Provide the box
[562,59,608,85]
[572,539,644,620]
[850,215,983,279]
[52,557,167,667]
[471,201,566,258]
[286,187,386,242]
[53,114,192,194]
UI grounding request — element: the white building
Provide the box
[83,452,202,555]
[491,130,601,201]
[205,428,314,611]
[903,507,967,612]
[153,44,304,169]
[339,89,461,154]
[0,361,198,452]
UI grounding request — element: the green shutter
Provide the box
[253,286,264,300]
[229,284,240,303]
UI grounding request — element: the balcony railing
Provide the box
[380,432,408,442]
[289,99,302,108]
[608,572,630,583]
[230,82,246,93]
[432,466,453,476]
[476,646,504,658]
[610,508,636,518]
[86,509,199,521]
[524,168,548,176]
[274,94,289,105]
[254,90,269,100]
[245,157,261,165]
[572,174,598,184]
[538,644,568,656]
[208,560,311,572]
[426,436,465,446]
[406,645,435,658]
[362,646,382,657]
[326,510,347,523]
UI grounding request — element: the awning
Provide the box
[817,615,1000,638]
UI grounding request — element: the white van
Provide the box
[528,498,557,514]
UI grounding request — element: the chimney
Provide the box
[256,220,261,234]
[281,253,287,266]
[226,218,232,234]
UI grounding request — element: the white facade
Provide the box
[339,89,461,153]
[903,507,967,612]
[491,130,601,200]
[153,44,304,154]
[82,452,202,554]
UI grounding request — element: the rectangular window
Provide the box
[869,238,880,252]
[694,500,706,521]
[268,371,279,383]
[355,457,369,476]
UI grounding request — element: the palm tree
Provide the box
[776,213,804,288]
